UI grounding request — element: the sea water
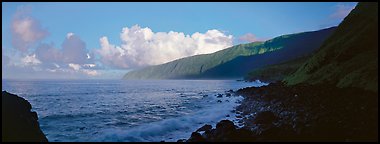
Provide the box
[2,79,267,142]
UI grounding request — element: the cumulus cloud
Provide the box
[35,33,93,64]
[68,63,100,76]
[61,33,89,64]
[68,63,81,71]
[330,3,355,20]
[35,43,62,63]
[27,33,99,77]
[11,6,49,52]
[66,32,74,39]
[21,54,41,66]
[5,6,100,78]
[97,24,233,69]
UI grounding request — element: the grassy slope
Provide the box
[123,42,266,79]
[199,27,335,79]
[124,27,335,79]
[244,56,310,83]
[283,2,378,92]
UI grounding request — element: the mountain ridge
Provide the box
[124,27,336,80]
[283,2,378,92]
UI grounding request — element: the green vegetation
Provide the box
[123,42,265,79]
[244,56,310,83]
[124,27,335,80]
[283,2,378,92]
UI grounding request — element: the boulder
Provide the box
[187,132,206,142]
[196,124,212,132]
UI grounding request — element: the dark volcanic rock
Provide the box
[254,111,277,124]
[196,124,212,132]
[187,132,206,142]
[187,120,255,142]
[184,80,378,142]
[236,82,378,141]
[2,91,48,142]
[216,120,236,132]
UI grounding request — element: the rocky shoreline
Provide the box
[2,91,48,142]
[182,82,378,142]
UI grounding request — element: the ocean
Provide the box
[2,79,266,142]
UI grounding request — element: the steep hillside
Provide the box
[284,2,378,92]
[244,56,310,83]
[124,27,335,79]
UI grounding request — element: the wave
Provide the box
[91,95,244,142]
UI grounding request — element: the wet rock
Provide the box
[183,79,378,142]
[187,132,206,142]
[196,124,212,132]
[216,120,236,132]
[226,93,232,97]
[253,111,277,124]
[217,100,222,103]
[177,139,186,142]
[2,91,48,142]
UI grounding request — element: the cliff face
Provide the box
[284,2,378,92]
[2,91,48,142]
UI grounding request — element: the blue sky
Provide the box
[2,2,357,79]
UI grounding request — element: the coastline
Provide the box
[2,91,48,142]
[182,82,378,142]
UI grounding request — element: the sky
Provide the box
[2,2,357,79]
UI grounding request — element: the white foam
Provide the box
[92,95,244,142]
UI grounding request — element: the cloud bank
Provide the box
[5,6,100,78]
[11,6,49,52]
[97,25,233,69]
[5,6,238,79]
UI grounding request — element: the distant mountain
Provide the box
[284,2,378,92]
[124,27,336,80]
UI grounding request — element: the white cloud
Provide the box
[21,54,41,66]
[68,63,81,71]
[66,32,74,39]
[97,24,233,69]
[82,69,99,76]
[61,33,89,64]
[11,6,48,52]
[5,7,100,79]
[35,33,93,65]
[68,63,99,76]
[31,33,99,77]
[330,3,355,19]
